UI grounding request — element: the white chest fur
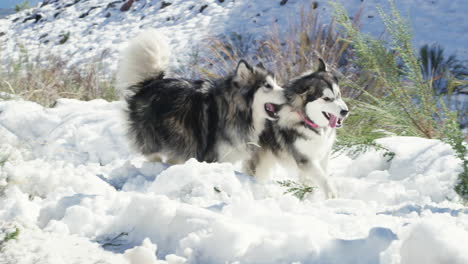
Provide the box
[295,127,336,162]
[293,127,337,198]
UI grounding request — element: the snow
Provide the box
[0,99,467,263]
[399,220,468,264]
[0,0,467,263]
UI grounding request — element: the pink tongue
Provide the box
[329,114,337,128]
[266,103,275,112]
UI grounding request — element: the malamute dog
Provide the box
[245,59,349,199]
[117,29,285,164]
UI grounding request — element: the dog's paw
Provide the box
[326,190,338,199]
[324,183,338,199]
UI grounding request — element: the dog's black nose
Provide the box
[340,110,349,116]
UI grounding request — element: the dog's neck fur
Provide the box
[211,78,258,162]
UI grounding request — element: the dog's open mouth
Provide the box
[264,103,280,120]
[322,112,343,128]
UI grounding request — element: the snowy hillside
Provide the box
[1,0,468,263]
[0,99,467,263]
[0,0,467,73]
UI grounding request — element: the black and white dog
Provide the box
[117,29,285,164]
[245,59,349,198]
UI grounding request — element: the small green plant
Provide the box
[15,1,30,12]
[59,32,70,45]
[334,134,395,162]
[0,227,20,249]
[441,108,468,201]
[277,180,315,200]
[3,228,19,242]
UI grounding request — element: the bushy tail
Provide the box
[116,29,170,98]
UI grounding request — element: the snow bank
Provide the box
[0,98,131,165]
[0,99,466,263]
[400,219,468,264]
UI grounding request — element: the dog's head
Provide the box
[232,60,285,121]
[285,59,349,129]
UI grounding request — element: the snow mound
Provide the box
[0,99,466,263]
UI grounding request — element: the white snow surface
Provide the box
[0,98,467,263]
[0,0,467,73]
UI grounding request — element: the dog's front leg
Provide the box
[298,160,337,199]
[244,149,275,182]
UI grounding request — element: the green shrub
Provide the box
[277,180,315,200]
[15,1,30,12]
[59,32,71,45]
[331,0,467,201]
[3,228,19,242]
[0,227,20,249]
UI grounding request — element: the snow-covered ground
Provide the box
[0,99,467,263]
[0,0,467,73]
[0,0,467,263]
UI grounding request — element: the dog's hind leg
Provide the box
[243,153,258,177]
[146,153,163,163]
[165,156,185,165]
[245,150,275,182]
[147,153,184,165]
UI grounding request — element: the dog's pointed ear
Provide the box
[317,58,327,72]
[256,62,265,69]
[234,60,253,86]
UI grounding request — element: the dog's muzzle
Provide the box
[264,103,281,120]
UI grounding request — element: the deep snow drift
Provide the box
[0,99,467,263]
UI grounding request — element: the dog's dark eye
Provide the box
[264,83,272,89]
[323,97,332,102]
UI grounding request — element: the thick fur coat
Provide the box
[118,29,285,164]
[246,60,349,198]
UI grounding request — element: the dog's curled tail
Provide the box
[117,29,170,98]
